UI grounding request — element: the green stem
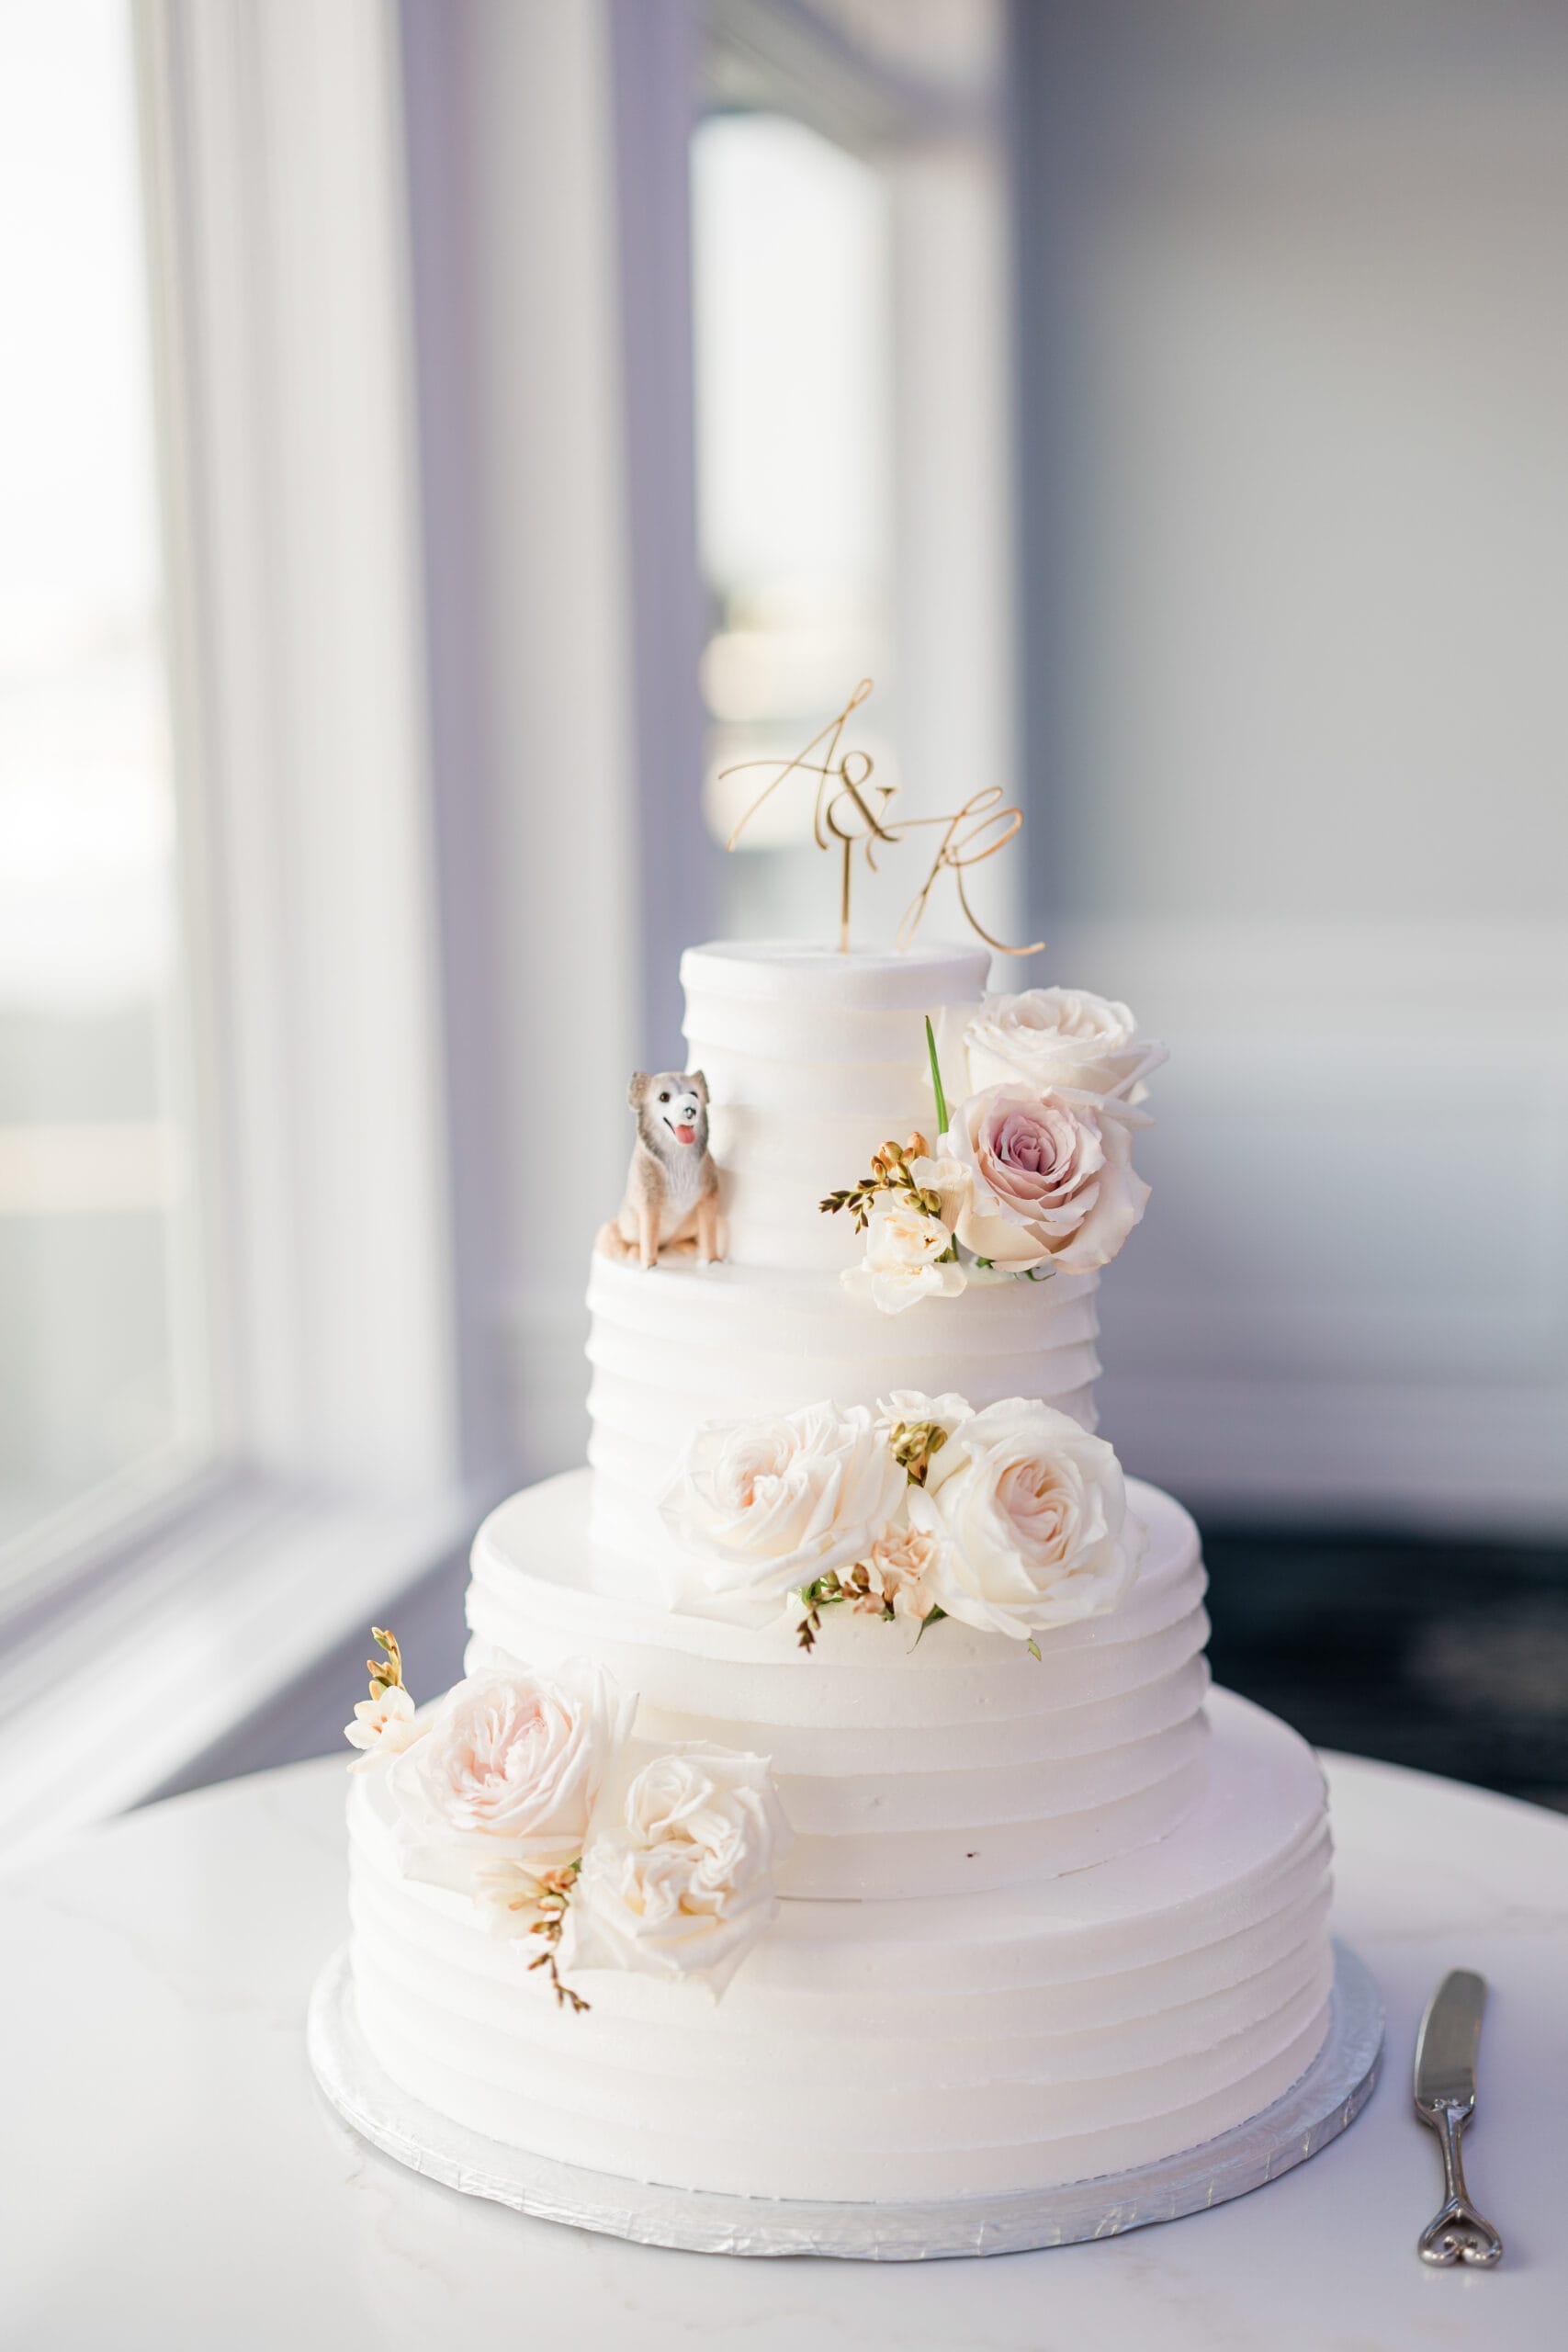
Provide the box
[925,1015,949,1137]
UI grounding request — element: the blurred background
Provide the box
[2,0,1564,1857]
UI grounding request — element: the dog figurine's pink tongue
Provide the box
[673,1123,696,1146]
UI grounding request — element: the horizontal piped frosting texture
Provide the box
[345,1686,1333,2202]
[467,1470,1209,1899]
[680,940,989,1272]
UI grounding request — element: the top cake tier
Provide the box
[680,939,991,1272]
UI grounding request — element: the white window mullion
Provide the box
[141,0,463,1503]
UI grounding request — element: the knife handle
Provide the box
[1416,2099,1503,2267]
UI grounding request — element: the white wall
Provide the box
[1015,1,1568,1529]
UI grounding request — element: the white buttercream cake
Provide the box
[341,939,1334,2207]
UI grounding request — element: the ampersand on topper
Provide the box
[720,678,1043,958]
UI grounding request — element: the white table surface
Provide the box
[4,1747,1566,2352]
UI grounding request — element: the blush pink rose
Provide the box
[939,1083,1148,1273]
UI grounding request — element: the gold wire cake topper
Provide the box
[720,678,1043,957]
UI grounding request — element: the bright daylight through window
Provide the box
[0,2,206,1589]
[691,110,895,938]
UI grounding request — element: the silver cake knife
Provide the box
[1413,1969,1503,2266]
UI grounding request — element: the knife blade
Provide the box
[1414,1969,1486,2111]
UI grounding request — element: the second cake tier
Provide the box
[467,1468,1210,1901]
[586,1254,1102,1557]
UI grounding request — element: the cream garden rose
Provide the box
[567,1745,792,1995]
[840,1201,965,1314]
[661,1399,906,1625]
[964,987,1166,1103]
[387,1660,634,1905]
[921,1084,1148,1274]
[908,1397,1144,1642]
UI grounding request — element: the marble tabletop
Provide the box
[3,1747,1565,2352]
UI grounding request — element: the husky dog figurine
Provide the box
[599,1069,723,1270]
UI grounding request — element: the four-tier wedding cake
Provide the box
[337,940,1335,2209]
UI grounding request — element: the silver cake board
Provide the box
[308,1940,1382,2261]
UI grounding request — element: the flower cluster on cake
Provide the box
[348,1632,791,2008]
[660,1388,1141,1651]
[831,988,1164,1311]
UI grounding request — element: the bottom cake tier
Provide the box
[345,1686,1333,2203]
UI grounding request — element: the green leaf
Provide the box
[925,1015,949,1137]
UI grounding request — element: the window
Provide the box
[0,0,1021,1847]
[0,0,478,1853]
[0,1,207,1590]
[692,111,896,936]
[692,1,1021,951]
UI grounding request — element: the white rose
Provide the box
[928,1084,1148,1274]
[566,1746,792,1995]
[344,1680,424,1774]
[908,1398,1144,1642]
[964,987,1167,1104]
[386,1660,634,1904]
[660,1400,906,1625]
[840,1202,965,1315]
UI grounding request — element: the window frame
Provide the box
[0,0,490,1860]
